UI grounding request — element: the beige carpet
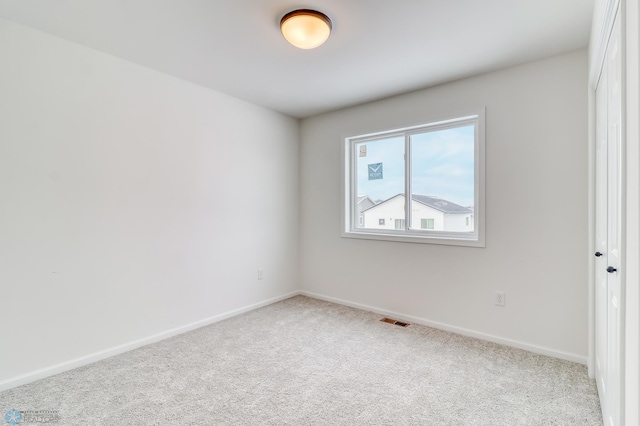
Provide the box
[0,295,602,425]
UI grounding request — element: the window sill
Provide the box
[342,229,485,247]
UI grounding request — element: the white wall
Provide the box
[0,18,299,387]
[300,50,589,362]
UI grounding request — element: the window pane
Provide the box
[355,136,405,229]
[410,125,475,232]
[421,218,435,229]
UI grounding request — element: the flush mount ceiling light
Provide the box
[280,9,332,49]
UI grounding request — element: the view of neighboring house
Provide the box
[361,194,473,232]
[357,195,376,226]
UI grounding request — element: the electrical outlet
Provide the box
[495,291,505,307]
[257,268,264,280]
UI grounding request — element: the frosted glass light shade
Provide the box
[280,9,332,49]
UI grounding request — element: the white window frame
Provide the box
[341,109,485,247]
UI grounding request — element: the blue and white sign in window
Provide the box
[368,163,383,180]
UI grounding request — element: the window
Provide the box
[421,218,435,230]
[342,110,485,247]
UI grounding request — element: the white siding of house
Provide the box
[357,197,376,228]
[410,202,445,230]
[443,213,473,232]
[363,195,471,232]
[363,196,407,229]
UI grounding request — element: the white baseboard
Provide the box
[300,290,588,365]
[1,289,587,392]
[0,291,300,392]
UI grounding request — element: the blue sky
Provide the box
[356,125,475,207]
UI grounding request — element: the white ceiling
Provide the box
[0,1,594,118]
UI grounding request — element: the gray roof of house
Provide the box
[411,195,473,214]
[357,195,376,213]
[361,194,472,214]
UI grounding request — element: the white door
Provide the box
[595,11,623,426]
[605,12,622,425]
[595,37,609,410]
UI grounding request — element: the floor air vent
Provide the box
[380,317,410,327]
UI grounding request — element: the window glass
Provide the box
[410,125,475,232]
[354,136,404,229]
[421,218,435,230]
